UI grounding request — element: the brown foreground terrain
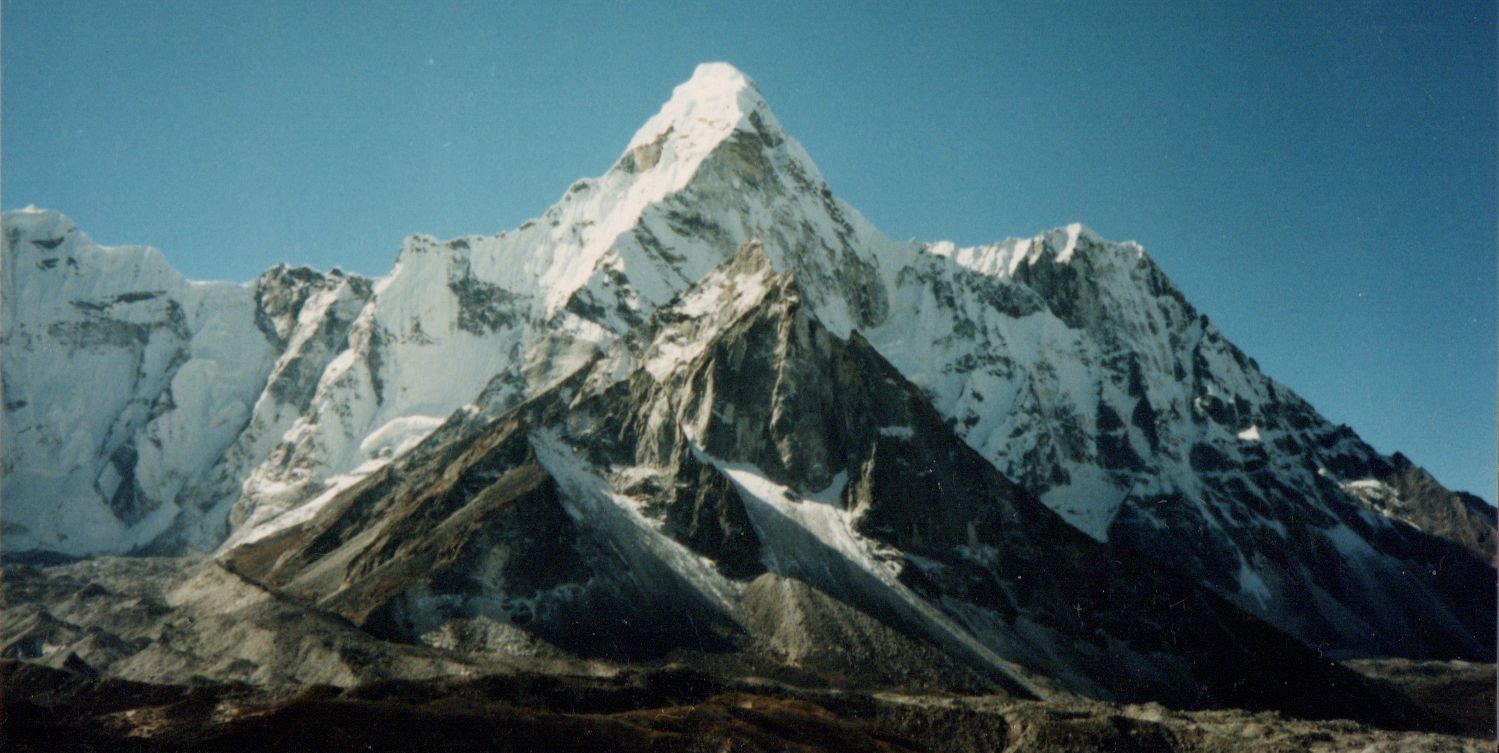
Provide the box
[2,556,1494,752]
[2,657,1491,753]
[1344,659,1496,741]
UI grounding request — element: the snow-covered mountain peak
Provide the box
[625,62,772,153]
[4,206,79,239]
[373,65,808,323]
[2,208,190,321]
[374,63,873,336]
[922,223,1133,281]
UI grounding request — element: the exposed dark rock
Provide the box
[1,658,1486,753]
[661,453,765,580]
[618,127,673,174]
[449,275,520,335]
[1375,454,1495,564]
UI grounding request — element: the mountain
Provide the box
[219,240,1426,725]
[3,60,1492,699]
[1,207,374,554]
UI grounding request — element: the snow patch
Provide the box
[715,461,861,562]
[626,62,766,152]
[1039,467,1127,542]
[359,414,444,459]
[529,433,743,615]
[1235,554,1272,608]
[227,464,384,547]
[1055,223,1083,263]
[694,446,1058,699]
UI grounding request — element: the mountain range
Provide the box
[2,63,1493,748]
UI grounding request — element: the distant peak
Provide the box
[5,205,65,220]
[3,206,80,240]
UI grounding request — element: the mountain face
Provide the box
[219,242,1427,727]
[1,209,374,555]
[3,58,1492,700]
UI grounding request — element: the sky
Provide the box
[4,1,1495,502]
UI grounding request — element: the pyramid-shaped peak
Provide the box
[685,62,758,91]
[625,62,780,154]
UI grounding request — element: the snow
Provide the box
[925,237,1034,280]
[877,426,915,440]
[209,59,829,542]
[626,62,766,152]
[512,62,785,314]
[1039,467,1129,542]
[926,224,1098,278]
[1237,425,1261,441]
[716,461,862,563]
[698,448,1057,699]
[228,465,381,547]
[1235,554,1272,608]
[1007,239,1032,276]
[359,415,444,459]
[1055,223,1083,263]
[0,210,287,554]
[530,433,742,615]
[1344,479,1388,492]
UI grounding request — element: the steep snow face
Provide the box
[868,225,1182,539]
[3,211,183,553]
[3,211,281,554]
[226,62,894,532]
[180,267,374,548]
[861,225,1492,659]
[8,63,874,555]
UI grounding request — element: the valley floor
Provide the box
[1,658,1491,753]
[2,556,1491,752]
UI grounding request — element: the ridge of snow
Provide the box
[1055,223,1083,263]
[626,62,770,152]
[924,223,1107,280]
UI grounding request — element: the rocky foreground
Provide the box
[2,657,1490,753]
[2,556,1491,752]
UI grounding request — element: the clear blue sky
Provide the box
[5,1,1494,502]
